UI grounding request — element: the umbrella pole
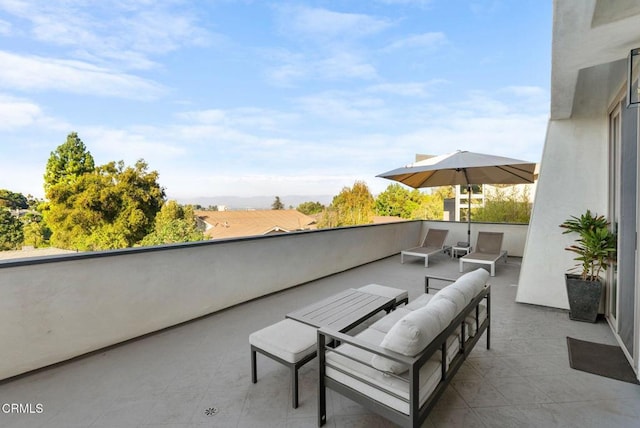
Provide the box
[467,184,471,246]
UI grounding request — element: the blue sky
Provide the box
[0,0,551,201]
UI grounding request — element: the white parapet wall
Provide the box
[421,220,529,257]
[0,219,529,381]
[0,222,421,381]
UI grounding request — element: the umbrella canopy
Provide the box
[377,150,537,244]
[377,150,536,188]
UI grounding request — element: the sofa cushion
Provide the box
[430,286,467,312]
[405,293,434,310]
[377,305,445,358]
[424,297,457,327]
[453,268,490,299]
[370,308,412,333]
[326,348,442,415]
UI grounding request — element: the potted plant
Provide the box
[559,210,617,322]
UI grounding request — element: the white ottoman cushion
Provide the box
[249,319,317,363]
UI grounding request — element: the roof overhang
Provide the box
[551,0,640,119]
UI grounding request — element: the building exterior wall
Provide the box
[517,118,608,309]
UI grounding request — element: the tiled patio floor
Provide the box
[1,254,639,427]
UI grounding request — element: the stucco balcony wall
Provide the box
[0,221,422,381]
[422,220,528,257]
[0,220,528,382]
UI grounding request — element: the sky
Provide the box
[0,0,552,203]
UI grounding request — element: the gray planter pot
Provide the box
[565,274,603,323]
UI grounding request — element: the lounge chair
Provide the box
[459,231,507,276]
[400,228,449,267]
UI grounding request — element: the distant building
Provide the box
[195,209,317,240]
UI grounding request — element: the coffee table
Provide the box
[286,288,395,332]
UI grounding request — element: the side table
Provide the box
[451,245,472,258]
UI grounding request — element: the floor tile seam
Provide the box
[464,407,492,428]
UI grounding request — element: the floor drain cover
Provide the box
[205,407,219,416]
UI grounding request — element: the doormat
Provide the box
[566,337,639,384]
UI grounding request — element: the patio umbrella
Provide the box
[377,150,536,244]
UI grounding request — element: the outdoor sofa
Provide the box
[318,268,490,427]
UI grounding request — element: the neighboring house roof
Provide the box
[0,247,77,261]
[195,209,317,239]
[372,216,407,224]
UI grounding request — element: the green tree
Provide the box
[296,201,325,215]
[0,209,24,250]
[472,186,532,223]
[44,159,165,250]
[375,184,426,218]
[44,132,95,192]
[272,196,284,210]
[140,200,204,246]
[319,181,374,227]
[0,189,28,209]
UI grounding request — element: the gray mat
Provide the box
[567,337,639,384]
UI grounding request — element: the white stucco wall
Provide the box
[422,220,529,257]
[0,222,421,381]
[516,118,608,309]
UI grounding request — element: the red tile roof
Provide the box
[195,209,317,239]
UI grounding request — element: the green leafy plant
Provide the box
[560,210,617,281]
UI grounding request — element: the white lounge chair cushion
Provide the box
[249,319,317,363]
[357,284,408,304]
[370,308,412,333]
[405,293,434,310]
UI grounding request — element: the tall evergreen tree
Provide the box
[44,132,95,193]
[271,196,285,210]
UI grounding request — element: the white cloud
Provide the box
[276,5,392,41]
[374,0,432,5]
[0,18,11,34]
[265,50,378,86]
[0,93,69,131]
[0,51,166,99]
[295,91,387,123]
[0,94,43,130]
[178,108,299,133]
[366,80,447,97]
[0,0,211,70]
[384,32,447,51]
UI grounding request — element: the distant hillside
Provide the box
[176,195,334,210]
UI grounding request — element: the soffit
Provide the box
[551,0,640,119]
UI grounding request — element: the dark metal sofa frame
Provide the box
[317,280,490,427]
